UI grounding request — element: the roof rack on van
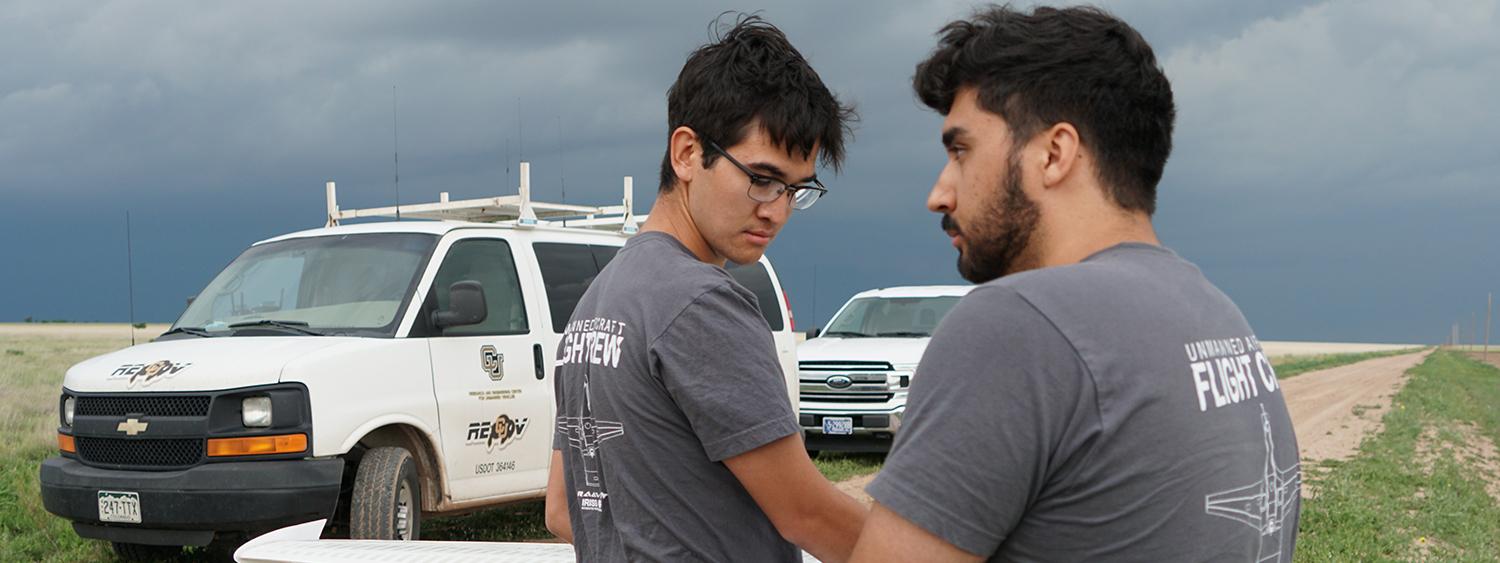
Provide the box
[323,162,645,234]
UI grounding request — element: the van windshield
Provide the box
[171,233,437,338]
[822,296,961,338]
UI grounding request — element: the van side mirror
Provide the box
[806,327,821,339]
[433,281,488,329]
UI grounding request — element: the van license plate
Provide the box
[823,417,854,435]
[98,491,141,524]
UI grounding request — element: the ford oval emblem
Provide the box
[826,375,853,389]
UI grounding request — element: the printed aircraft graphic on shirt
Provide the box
[1204,404,1301,563]
[557,380,625,488]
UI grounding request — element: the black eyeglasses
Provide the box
[703,138,828,210]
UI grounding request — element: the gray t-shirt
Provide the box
[552,231,800,562]
[869,243,1300,562]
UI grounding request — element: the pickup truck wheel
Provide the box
[350,447,421,540]
[111,542,181,561]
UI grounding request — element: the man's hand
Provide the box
[544,449,573,543]
[724,434,868,563]
[850,502,982,563]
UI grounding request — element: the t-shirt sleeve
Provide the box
[651,281,799,462]
[866,285,1096,556]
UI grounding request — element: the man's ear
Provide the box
[1039,122,1082,189]
[668,126,701,187]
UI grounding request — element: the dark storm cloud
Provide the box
[1,0,1497,343]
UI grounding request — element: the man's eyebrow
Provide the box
[941,126,967,149]
[749,161,817,184]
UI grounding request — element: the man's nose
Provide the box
[756,192,792,224]
[927,163,957,214]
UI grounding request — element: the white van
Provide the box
[797,285,971,453]
[38,166,799,560]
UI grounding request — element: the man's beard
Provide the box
[943,153,1041,284]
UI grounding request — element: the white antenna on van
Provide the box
[518,162,537,226]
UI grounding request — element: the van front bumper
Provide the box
[40,456,343,546]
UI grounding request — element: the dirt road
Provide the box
[1280,349,1430,463]
[835,349,1433,504]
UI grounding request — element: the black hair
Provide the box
[659,13,856,192]
[914,5,1175,214]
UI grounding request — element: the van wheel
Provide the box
[111,542,181,561]
[350,447,421,540]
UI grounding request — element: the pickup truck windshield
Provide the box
[823,296,961,338]
[171,233,437,338]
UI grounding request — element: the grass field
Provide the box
[1296,350,1500,561]
[0,332,1482,561]
[1272,347,1428,380]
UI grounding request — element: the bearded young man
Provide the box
[543,15,866,563]
[851,6,1300,562]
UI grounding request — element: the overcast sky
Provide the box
[2,0,1497,344]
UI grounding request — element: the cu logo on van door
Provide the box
[481,345,504,381]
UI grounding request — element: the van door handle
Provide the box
[534,344,545,380]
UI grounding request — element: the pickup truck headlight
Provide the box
[242,396,273,427]
[63,397,75,427]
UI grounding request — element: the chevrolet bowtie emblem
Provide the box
[117,418,149,436]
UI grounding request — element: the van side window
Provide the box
[535,243,604,333]
[430,239,529,336]
[590,245,619,270]
[727,262,785,331]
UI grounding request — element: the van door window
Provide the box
[534,243,602,333]
[727,262,785,331]
[590,245,619,270]
[430,239,529,336]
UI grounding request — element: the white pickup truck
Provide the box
[38,165,800,560]
[797,285,971,453]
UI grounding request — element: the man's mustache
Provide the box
[941,214,961,237]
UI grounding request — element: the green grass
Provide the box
[811,452,885,483]
[1273,347,1429,380]
[422,501,552,542]
[1,335,125,562]
[1296,351,1500,561]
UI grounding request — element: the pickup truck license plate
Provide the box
[822,417,854,435]
[98,491,141,524]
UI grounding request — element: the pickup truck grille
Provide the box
[76,395,212,418]
[76,437,205,469]
[799,361,903,405]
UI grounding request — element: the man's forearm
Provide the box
[791,487,868,563]
[544,449,574,543]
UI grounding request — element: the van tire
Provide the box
[350,447,421,540]
[111,542,181,561]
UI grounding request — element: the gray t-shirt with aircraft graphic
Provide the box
[870,243,1301,561]
[551,231,800,562]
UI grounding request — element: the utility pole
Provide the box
[1486,293,1492,362]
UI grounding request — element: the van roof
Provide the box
[257,220,634,246]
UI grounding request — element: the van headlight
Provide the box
[63,397,75,427]
[242,396,273,427]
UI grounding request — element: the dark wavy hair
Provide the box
[659,14,856,193]
[914,5,1175,215]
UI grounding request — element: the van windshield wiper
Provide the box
[876,331,931,338]
[160,326,215,338]
[228,320,327,336]
[822,330,872,338]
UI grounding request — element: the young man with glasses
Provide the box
[850,6,1299,562]
[544,15,865,563]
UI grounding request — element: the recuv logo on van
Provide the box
[109,360,193,388]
